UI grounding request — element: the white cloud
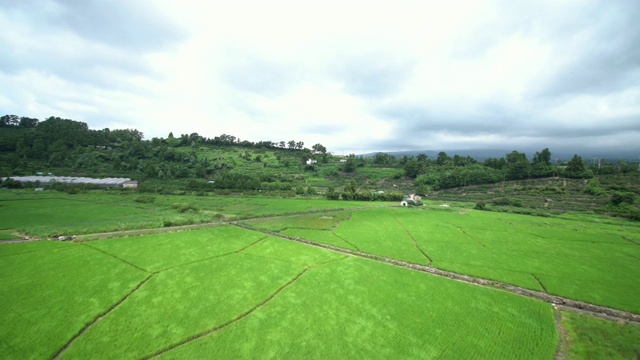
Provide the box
[1,0,638,155]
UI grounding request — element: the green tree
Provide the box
[506,151,530,180]
[533,148,551,165]
[312,143,327,153]
[341,179,358,200]
[404,159,426,178]
[342,155,357,172]
[564,155,592,178]
[325,186,340,200]
[436,151,451,166]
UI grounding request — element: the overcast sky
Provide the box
[1,0,639,155]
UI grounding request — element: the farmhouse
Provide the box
[122,180,139,189]
[401,194,424,206]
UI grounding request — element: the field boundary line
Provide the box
[393,216,433,265]
[232,223,640,325]
[330,214,360,250]
[52,274,154,360]
[621,236,640,246]
[143,258,344,359]
[532,274,548,293]
[155,236,269,272]
[81,243,151,273]
[456,227,486,247]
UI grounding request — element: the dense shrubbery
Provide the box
[492,197,523,207]
[135,196,156,204]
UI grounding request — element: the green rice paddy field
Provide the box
[1,191,639,359]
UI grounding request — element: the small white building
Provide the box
[122,180,139,189]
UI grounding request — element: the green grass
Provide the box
[562,311,640,359]
[0,241,148,359]
[0,231,17,240]
[159,257,557,359]
[0,190,386,237]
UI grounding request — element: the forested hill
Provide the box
[0,114,323,179]
[1,114,638,201]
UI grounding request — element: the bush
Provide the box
[474,201,487,210]
[585,178,605,196]
[492,197,512,206]
[492,197,523,207]
[171,203,198,213]
[135,196,156,204]
[609,192,635,207]
[2,178,23,189]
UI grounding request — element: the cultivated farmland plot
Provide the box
[1,195,639,358]
[246,207,640,314]
[2,227,557,359]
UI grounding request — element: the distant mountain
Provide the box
[360,149,640,163]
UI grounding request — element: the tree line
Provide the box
[339,149,636,192]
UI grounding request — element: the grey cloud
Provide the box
[530,1,640,97]
[0,1,179,90]
[54,0,186,51]
[222,54,297,97]
[375,99,640,153]
[301,124,343,136]
[333,53,414,98]
[1,0,185,51]
[378,104,523,136]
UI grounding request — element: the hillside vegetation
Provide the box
[2,114,639,221]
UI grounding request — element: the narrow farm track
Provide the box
[552,308,571,360]
[233,222,640,325]
[143,257,347,359]
[52,274,155,360]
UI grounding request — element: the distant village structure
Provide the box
[1,176,138,189]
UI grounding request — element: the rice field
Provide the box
[1,194,639,359]
[2,229,559,359]
[245,206,640,313]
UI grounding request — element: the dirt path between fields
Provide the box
[552,308,571,360]
[233,222,640,325]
